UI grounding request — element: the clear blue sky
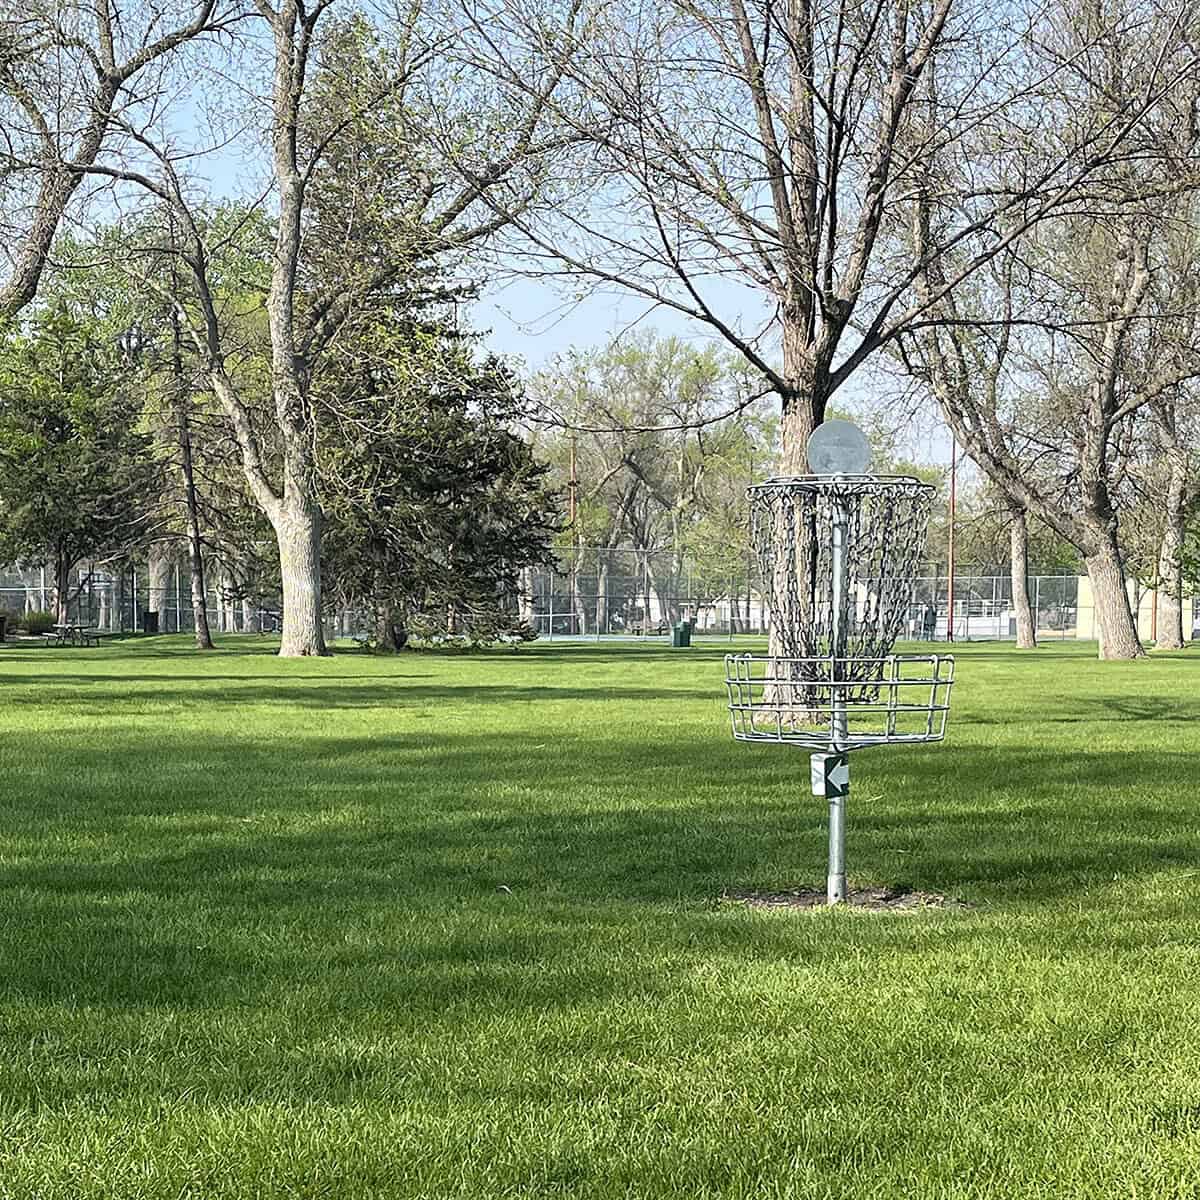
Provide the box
[471,279,723,370]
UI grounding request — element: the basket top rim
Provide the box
[724,652,954,664]
[749,473,933,495]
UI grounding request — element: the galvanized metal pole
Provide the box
[827,496,850,904]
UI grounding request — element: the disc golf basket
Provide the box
[724,420,954,905]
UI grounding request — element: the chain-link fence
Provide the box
[521,550,1171,642]
[3,553,1190,644]
[905,570,1083,642]
[0,564,279,636]
[521,545,761,638]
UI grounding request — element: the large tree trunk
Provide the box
[148,541,174,626]
[169,284,214,651]
[777,335,821,476]
[1153,463,1186,652]
[54,553,70,625]
[770,330,826,662]
[374,601,408,652]
[594,556,609,634]
[1009,508,1037,649]
[1084,536,1144,660]
[273,496,327,656]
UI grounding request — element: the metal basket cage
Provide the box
[725,653,954,751]
[750,475,935,662]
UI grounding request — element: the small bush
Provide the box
[22,610,55,635]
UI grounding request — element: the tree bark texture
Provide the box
[1153,421,1188,651]
[1009,509,1037,649]
[147,542,174,624]
[1085,537,1145,660]
[274,497,327,656]
[374,601,408,653]
[1154,503,1185,651]
[54,554,70,625]
[779,328,824,475]
[766,336,824,662]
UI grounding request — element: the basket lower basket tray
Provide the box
[724,653,954,750]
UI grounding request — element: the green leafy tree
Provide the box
[0,305,159,620]
[91,2,576,656]
[318,318,558,650]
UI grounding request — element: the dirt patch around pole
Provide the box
[723,885,972,911]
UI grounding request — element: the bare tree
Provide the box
[1144,395,1198,650]
[904,210,1200,659]
[485,0,1199,476]
[902,0,1200,659]
[0,1,237,318]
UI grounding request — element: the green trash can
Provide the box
[672,620,692,648]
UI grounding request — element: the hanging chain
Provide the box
[750,476,935,697]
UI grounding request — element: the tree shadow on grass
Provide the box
[0,677,725,708]
[0,726,1197,1029]
[1,727,1195,907]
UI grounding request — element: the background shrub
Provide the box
[22,610,55,635]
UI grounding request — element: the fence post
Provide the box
[644,555,650,638]
[605,550,610,637]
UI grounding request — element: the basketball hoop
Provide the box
[724,420,955,904]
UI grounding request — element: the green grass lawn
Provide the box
[0,636,1198,1198]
